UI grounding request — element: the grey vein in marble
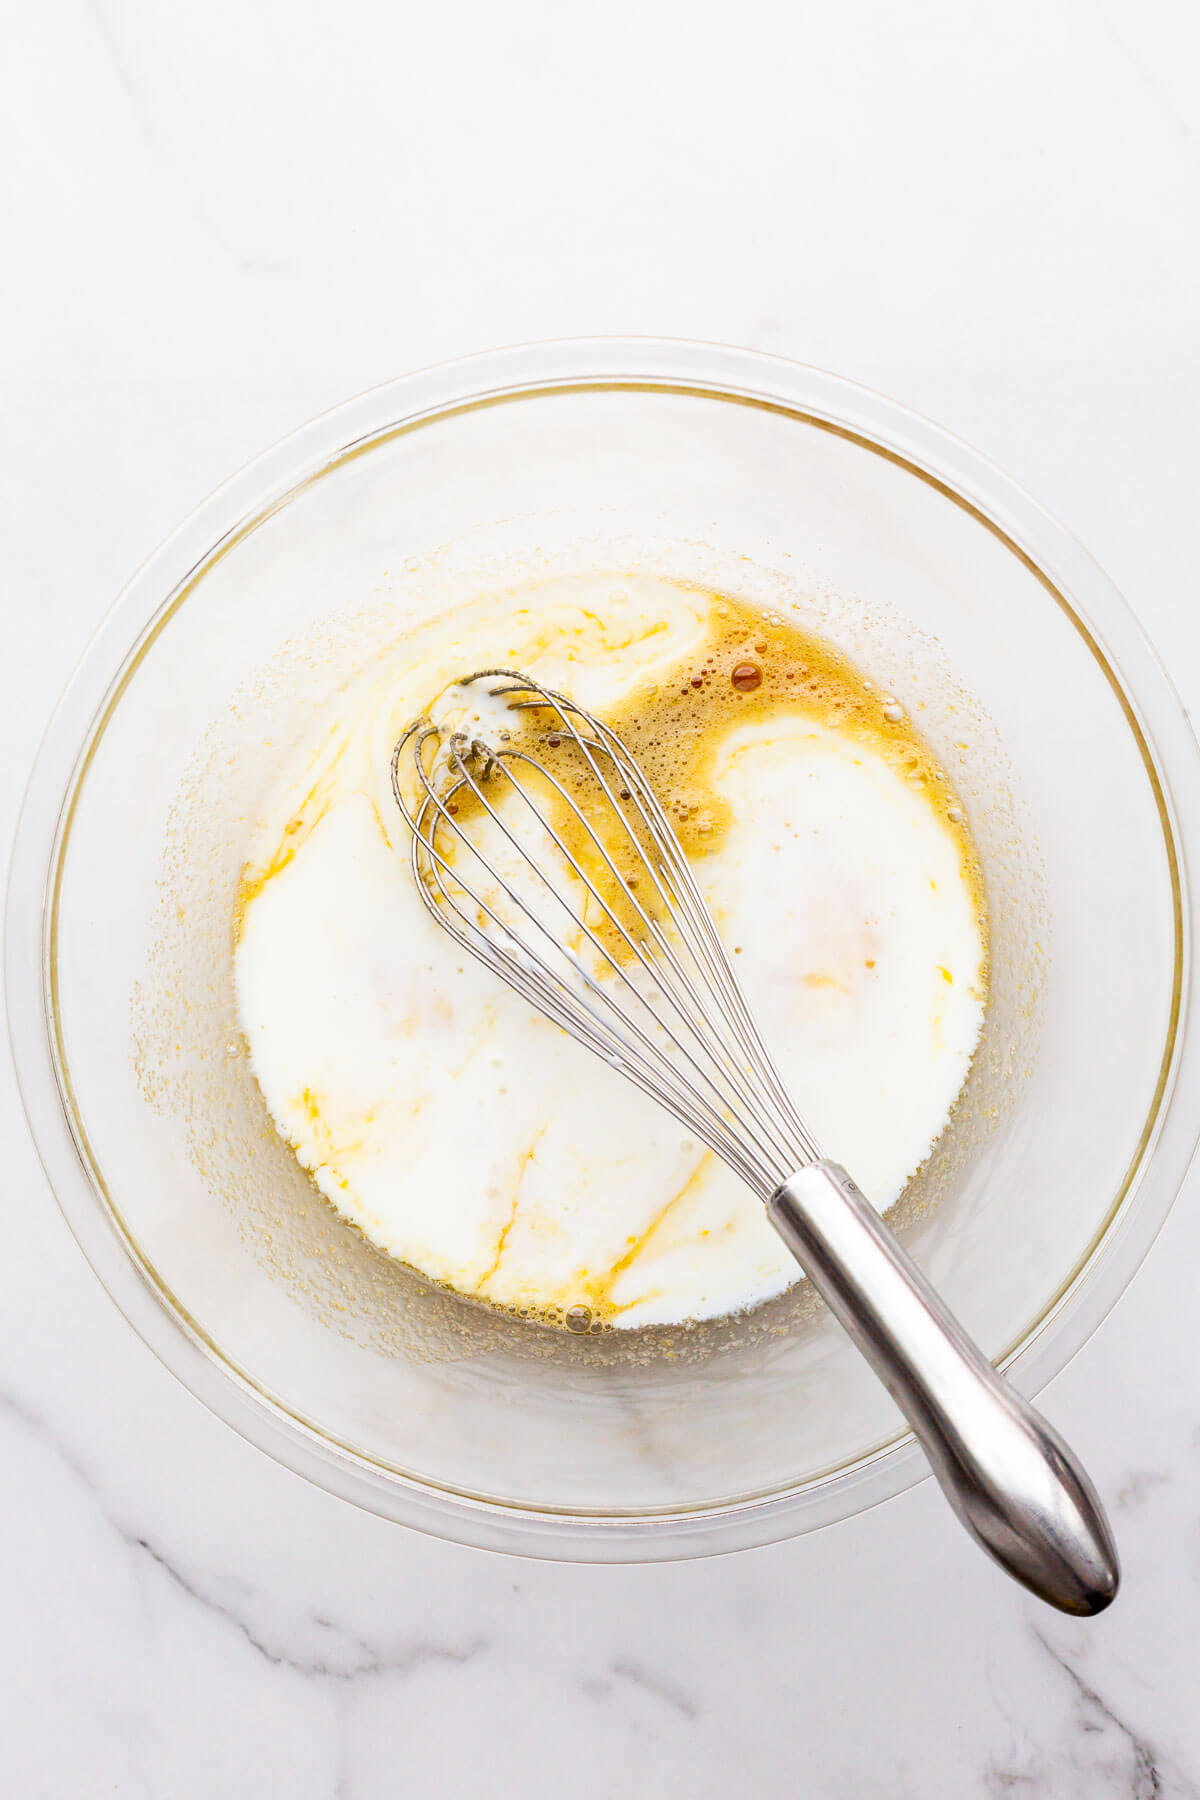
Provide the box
[577,1656,699,1719]
[982,1627,1200,1800]
[1115,1469,1172,1512]
[1,1390,487,1686]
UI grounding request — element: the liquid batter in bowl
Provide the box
[235,575,987,1329]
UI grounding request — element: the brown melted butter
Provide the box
[474,595,986,938]
[603,597,980,889]
[432,592,987,1042]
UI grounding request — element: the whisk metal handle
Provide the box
[768,1162,1119,1615]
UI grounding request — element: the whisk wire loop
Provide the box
[391,670,822,1198]
[392,729,766,1185]
[453,747,805,1183]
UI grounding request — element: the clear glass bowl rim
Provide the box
[7,337,1200,1561]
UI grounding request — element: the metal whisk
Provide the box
[392,668,1118,1616]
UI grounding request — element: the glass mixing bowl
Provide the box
[8,341,1200,1559]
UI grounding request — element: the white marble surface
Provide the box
[4,1,1200,1792]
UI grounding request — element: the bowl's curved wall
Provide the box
[9,342,1197,1557]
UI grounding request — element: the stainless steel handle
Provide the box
[768,1161,1119,1615]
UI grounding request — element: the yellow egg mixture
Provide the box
[235,575,987,1330]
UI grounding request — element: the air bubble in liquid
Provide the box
[731,663,762,693]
